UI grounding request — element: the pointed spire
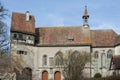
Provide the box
[82,6,89,19]
[82,6,89,27]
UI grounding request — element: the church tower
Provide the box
[82,6,89,27]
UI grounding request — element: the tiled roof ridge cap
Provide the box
[12,11,34,17]
[36,26,83,28]
[91,29,114,31]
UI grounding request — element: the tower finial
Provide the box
[82,6,89,27]
[83,6,89,19]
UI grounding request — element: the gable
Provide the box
[11,12,35,34]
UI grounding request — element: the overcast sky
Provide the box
[2,0,120,34]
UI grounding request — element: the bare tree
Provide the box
[0,1,10,72]
[62,50,90,80]
[0,1,9,58]
[0,1,8,20]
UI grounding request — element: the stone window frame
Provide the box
[17,50,27,55]
[18,33,23,39]
[13,33,17,39]
[42,55,47,66]
[94,51,99,59]
[49,57,54,66]
[107,49,113,59]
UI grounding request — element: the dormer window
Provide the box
[68,37,74,41]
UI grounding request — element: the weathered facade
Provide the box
[10,7,120,80]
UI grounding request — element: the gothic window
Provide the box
[94,51,99,59]
[43,55,47,66]
[107,50,113,58]
[55,51,63,66]
[68,37,74,42]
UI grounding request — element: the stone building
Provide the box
[10,7,120,80]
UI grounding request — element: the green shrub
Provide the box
[94,73,102,78]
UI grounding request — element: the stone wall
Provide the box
[0,73,16,80]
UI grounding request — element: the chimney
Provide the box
[26,11,30,21]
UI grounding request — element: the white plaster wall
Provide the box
[35,46,91,80]
[37,46,91,67]
[11,43,116,79]
[115,45,120,55]
[92,47,115,77]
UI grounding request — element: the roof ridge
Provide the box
[36,26,83,29]
[91,29,113,31]
[12,12,34,17]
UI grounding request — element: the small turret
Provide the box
[82,6,89,27]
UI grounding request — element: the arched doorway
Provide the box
[42,71,48,80]
[21,67,32,80]
[54,71,61,80]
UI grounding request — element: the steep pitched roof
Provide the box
[11,12,35,34]
[110,55,120,70]
[91,29,117,47]
[36,27,91,46]
[115,35,120,45]
[10,12,119,47]
[36,27,118,47]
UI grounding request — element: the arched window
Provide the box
[43,55,47,66]
[107,50,113,58]
[55,51,63,66]
[94,51,99,59]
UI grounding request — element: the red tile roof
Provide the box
[110,55,120,70]
[115,35,120,45]
[11,12,120,47]
[36,27,91,46]
[11,12,35,34]
[91,30,117,47]
[36,27,118,47]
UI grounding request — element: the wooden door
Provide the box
[42,71,48,80]
[54,71,61,80]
